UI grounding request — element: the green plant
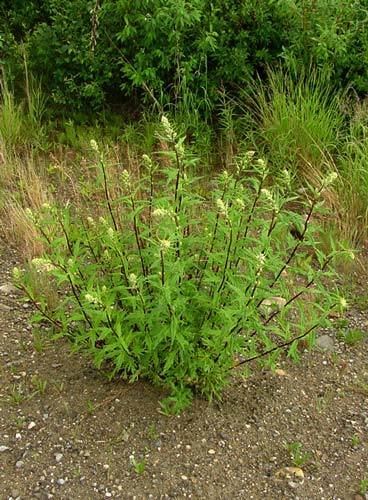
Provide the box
[337,124,368,247]
[351,434,360,447]
[146,424,159,441]
[316,386,335,413]
[339,328,365,346]
[15,118,348,413]
[129,455,146,475]
[8,384,25,405]
[86,399,96,415]
[360,477,368,495]
[32,329,48,353]
[285,441,312,468]
[243,64,343,182]
[0,76,23,152]
[31,375,48,395]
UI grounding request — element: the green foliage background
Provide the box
[1,0,368,114]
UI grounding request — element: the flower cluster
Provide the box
[90,139,99,153]
[216,198,228,217]
[31,258,56,273]
[84,293,100,305]
[128,273,138,290]
[161,115,177,141]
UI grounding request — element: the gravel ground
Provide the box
[1,243,367,500]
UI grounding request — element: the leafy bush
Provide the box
[14,118,348,413]
[3,0,368,114]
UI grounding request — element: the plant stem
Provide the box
[231,316,326,369]
[100,157,118,231]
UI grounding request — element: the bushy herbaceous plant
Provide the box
[13,117,350,414]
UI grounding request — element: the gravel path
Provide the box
[1,244,367,499]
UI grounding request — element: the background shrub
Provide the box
[2,0,367,115]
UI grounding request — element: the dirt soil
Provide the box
[1,242,367,500]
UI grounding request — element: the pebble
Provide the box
[0,303,11,312]
[28,421,36,430]
[0,283,18,294]
[57,478,65,486]
[181,475,188,481]
[208,449,216,455]
[15,460,24,469]
[0,445,10,452]
[316,335,335,352]
[55,453,63,463]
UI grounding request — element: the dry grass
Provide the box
[0,153,53,260]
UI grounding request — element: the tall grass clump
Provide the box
[0,78,23,154]
[14,117,349,414]
[0,69,47,156]
[337,117,368,247]
[243,65,344,184]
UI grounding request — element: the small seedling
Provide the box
[86,399,96,415]
[316,387,334,413]
[351,434,360,447]
[32,330,47,353]
[357,381,368,395]
[14,416,26,429]
[285,441,312,467]
[8,384,25,405]
[147,424,159,441]
[129,455,146,474]
[53,380,65,393]
[31,375,48,395]
[334,318,349,329]
[360,477,368,495]
[342,329,365,346]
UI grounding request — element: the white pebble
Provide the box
[208,449,216,455]
[28,422,36,430]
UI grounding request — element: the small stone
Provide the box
[55,453,63,463]
[103,464,109,470]
[0,304,11,312]
[16,460,24,468]
[28,421,36,430]
[11,490,20,499]
[57,478,65,486]
[274,368,287,376]
[0,445,10,452]
[208,449,216,455]
[316,335,335,352]
[0,283,18,294]
[15,433,21,440]
[181,475,188,481]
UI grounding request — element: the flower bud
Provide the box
[90,139,99,153]
[121,169,131,189]
[12,267,21,280]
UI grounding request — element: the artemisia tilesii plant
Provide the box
[14,117,350,414]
